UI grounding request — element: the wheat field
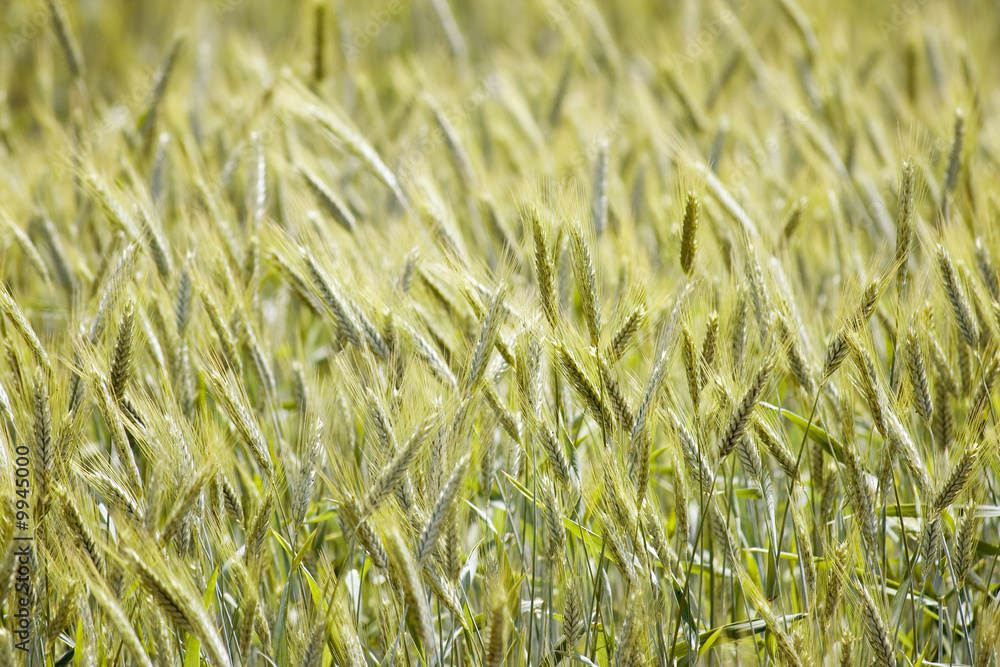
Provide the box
[1,0,1000,665]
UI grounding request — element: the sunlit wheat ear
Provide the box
[976,600,1000,667]
[925,326,958,397]
[47,0,85,79]
[731,289,749,371]
[56,486,103,576]
[918,515,943,586]
[148,608,176,667]
[540,424,574,496]
[735,430,763,484]
[541,478,566,562]
[819,458,839,525]
[217,472,243,524]
[671,409,712,492]
[848,333,886,436]
[362,416,432,517]
[2,214,51,285]
[514,329,541,417]
[338,496,388,570]
[233,308,277,395]
[45,581,79,644]
[632,425,652,509]
[681,325,699,414]
[964,359,999,445]
[32,366,54,506]
[290,420,321,529]
[631,347,669,446]
[109,298,136,403]
[822,278,884,380]
[943,109,965,201]
[735,565,803,667]
[904,325,932,421]
[644,505,679,577]
[138,33,183,149]
[595,350,633,433]
[556,341,612,430]
[299,164,356,233]
[485,595,507,667]
[699,310,718,387]
[954,501,979,588]
[975,236,1000,300]
[780,196,806,242]
[856,582,895,667]
[199,286,242,375]
[175,259,196,358]
[745,247,772,344]
[239,589,262,661]
[602,516,636,588]
[70,554,154,667]
[895,158,915,295]
[777,314,814,394]
[39,215,75,292]
[302,246,357,325]
[591,138,609,237]
[616,592,646,666]
[753,418,799,480]
[402,321,458,388]
[138,207,174,281]
[480,385,518,447]
[841,442,878,552]
[415,453,469,565]
[525,209,557,330]
[126,546,231,667]
[87,467,143,522]
[327,592,367,667]
[89,240,136,337]
[602,304,644,364]
[1,286,51,374]
[886,406,932,497]
[205,367,272,477]
[158,465,211,548]
[254,603,273,656]
[300,616,327,667]
[718,360,771,460]
[387,529,436,659]
[932,442,978,514]
[465,284,506,391]
[562,579,584,653]
[568,218,601,345]
[937,245,979,348]
[679,190,699,276]
[790,500,816,603]
[823,541,848,625]
[245,492,274,573]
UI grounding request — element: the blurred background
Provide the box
[2,0,997,133]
